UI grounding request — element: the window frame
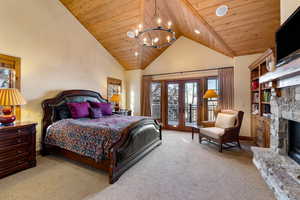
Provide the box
[150,81,163,121]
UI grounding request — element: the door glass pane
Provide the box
[185,82,198,126]
[150,82,161,120]
[167,83,179,127]
[207,78,219,121]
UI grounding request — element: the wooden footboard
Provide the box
[109,119,162,183]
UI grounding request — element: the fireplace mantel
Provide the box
[260,57,300,88]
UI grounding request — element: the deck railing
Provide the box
[151,103,216,124]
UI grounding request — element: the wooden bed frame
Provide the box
[41,90,162,184]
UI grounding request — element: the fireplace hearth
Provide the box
[289,120,300,165]
[252,85,300,200]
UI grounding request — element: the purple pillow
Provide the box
[89,101,112,115]
[67,102,90,119]
[89,107,103,118]
[89,101,102,108]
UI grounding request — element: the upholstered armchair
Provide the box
[199,110,244,152]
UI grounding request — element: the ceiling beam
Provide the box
[179,0,236,57]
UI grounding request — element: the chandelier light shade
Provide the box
[130,0,176,49]
[134,26,176,49]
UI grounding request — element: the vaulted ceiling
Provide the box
[60,0,280,70]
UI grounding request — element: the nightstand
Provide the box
[0,122,37,178]
[113,109,132,116]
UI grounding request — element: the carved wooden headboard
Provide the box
[41,90,107,147]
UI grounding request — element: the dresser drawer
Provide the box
[0,128,31,140]
[0,134,30,148]
[0,144,28,159]
[0,161,31,178]
[0,122,37,178]
[0,153,29,171]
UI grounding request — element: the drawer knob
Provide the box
[17,139,22,143]
[17,150,23,154]
[17,160,23,164]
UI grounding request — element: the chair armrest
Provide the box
[200,121,215,127]
[223,127,240,138]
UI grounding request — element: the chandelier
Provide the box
[128,0,176,49]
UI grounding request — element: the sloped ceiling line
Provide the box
[59,0,280,70]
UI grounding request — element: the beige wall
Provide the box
[125,70,143,116]
[0,0,125,150]
[234,54,262,137]
[143,36,234,74]
[127,37,261,137]
[281,0,300,24]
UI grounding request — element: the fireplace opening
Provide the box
[288,120,300,164]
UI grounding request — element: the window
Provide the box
[0,54,20,119]
[207,77,219,121]
[150,82,161,120]
[0,68,15,88]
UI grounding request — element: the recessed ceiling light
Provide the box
[127,31,135,38]
[194,29,200,34]
[216,5,228,17]
[134,52,139,56]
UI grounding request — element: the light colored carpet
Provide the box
[0,154,109,200]
[0,130,274,200]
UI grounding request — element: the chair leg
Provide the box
[219,143,223,153]
[237,139,242,149]
[192,128,194,140]
[199,135,202,143]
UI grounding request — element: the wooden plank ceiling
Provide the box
[60,0,280,70]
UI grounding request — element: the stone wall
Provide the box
[270,85,300,155]
[252,85,300,200]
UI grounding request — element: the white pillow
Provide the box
[215,113,236,129]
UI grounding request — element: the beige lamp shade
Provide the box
[203,89,219,99]
[0,88,27,106]
[110,94,120,103]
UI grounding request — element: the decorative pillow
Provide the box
[55,105,71,120]
[89,107,103,119]
[89,101,113,115]
[215,113,236,129]
[88,101,102,108]
[67,102,90,119]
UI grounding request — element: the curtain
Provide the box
[141,75,152,116]
[218,67,234,109]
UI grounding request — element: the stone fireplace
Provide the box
[252,85,300,200]
[288,120,300,165]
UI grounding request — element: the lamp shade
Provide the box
[203,89,219,99]
[110,94,120,103]
[0,88,27,106]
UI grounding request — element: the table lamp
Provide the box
[203,89,219,99]
[0,88,26,126]
[203,89,220,117]
[110,94,120,111]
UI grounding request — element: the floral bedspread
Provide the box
[44,115,148,161]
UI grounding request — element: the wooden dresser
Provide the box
[0,122,37,178]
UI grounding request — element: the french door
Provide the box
[150,77,218,131]
[165,80,200,131]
